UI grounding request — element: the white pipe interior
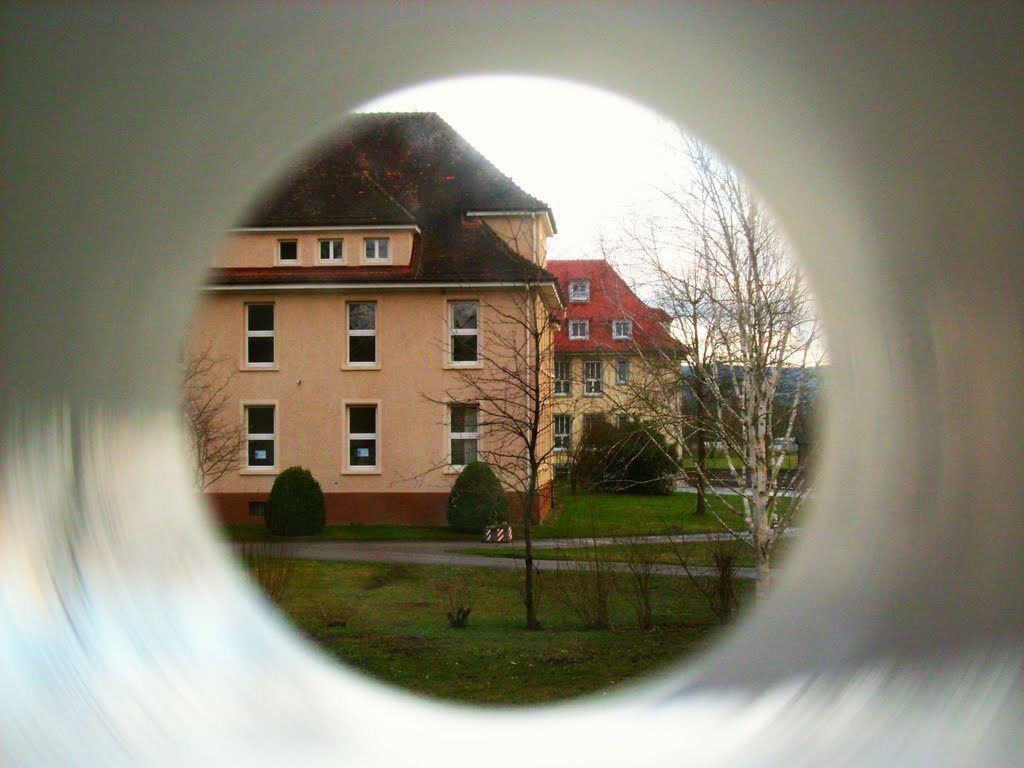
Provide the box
[2,5,1022,766]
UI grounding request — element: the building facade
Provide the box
[545,259,685,466]
[189,113,559,525]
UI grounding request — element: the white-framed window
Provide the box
[278,239,298,262]
[568,280,590,302]
[364,237,390,261]
[449,300,479,363]
[347,301,377,366]
[319,238,343,262]
[554,358,572,396]
[616,413,631,430]
[245,303,275,366]
[569,319,589,340]
[615,359,630,384]
[449,404,480,467]
[612,319,633,339]
[245,404,275,468]
[584,360,603,395]
[553,414,572,452]
[347,404,378,470]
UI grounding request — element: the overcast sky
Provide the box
[358,75,688,260]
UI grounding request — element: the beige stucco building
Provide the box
[188,113,559,525]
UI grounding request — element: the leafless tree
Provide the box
[612,138,824,599]
[181,343,246,490]
[427,223,571,629]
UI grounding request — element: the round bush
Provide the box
[266,466,326,536]
[446,461,510,534]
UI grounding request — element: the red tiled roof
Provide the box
[547,259,684,354]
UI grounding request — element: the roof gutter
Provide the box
[228,224,421,234]
[465,209,557,235]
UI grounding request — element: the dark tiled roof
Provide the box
[223,112,556,287]
[547,259,685,354]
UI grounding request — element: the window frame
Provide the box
[448,299,480,366]
[244,302,275,368]
[583,359,604,396]
[448,403,481,469]
[346,300,378,368]
[554,358,572,396]
[568,279,590,302]
[615,358,630,385]
[243,402,277,472]
[568,318,589,340]
[553,413,573,453]
[612,318,633,339]
[277,239,298,264]
[363,237,391,263]
[344,402,380,473]
[318,238,344,262]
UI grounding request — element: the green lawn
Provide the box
[534,486,750,538]
[459,538,793,569]
[221,485,771,543]
[260,559,745,705]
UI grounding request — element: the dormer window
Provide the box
[568,280,590,302]
[569,319,589,340]
[612,319,633,339]
[364,237,390,262]
[319,238,343,262]
[278,239,298,263]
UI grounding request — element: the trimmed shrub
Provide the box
[266,466,326,536]
[446,461,510,534]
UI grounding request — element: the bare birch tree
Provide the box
[181,344,246,490]
[613,138,824,598]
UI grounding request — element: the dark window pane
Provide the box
[450,405,478,433]
[247,336,274,364]
[451,301,478,329]
[319,241,331,260]
[350,439,376,466]
[348,302,376,330]
[348,405,376,435]
[349,336,376,364]
[452,335,477,362]
[248,439,274,467]
[451,438,478,465]
[279,241,297,260]
[365,238,389,260]
[247,405,274,434]
[248,304,274,331]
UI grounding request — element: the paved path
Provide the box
[249,538,760,579]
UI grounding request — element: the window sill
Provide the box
[342,363,381,371]
[554,392,572,397]
[444,361,483,370]
[444,465,467,475]
[583,392,604,398]
[239,468,279,476]
[239,365,279,372]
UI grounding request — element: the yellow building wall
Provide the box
[187,286,554,501]
[216,230,416,268]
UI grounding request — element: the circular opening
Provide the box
[184,75,828,705]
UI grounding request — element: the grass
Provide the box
[264,559,746,705]
[459,538,793,569]
[534,486,753,538]
[221,484,792,543]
